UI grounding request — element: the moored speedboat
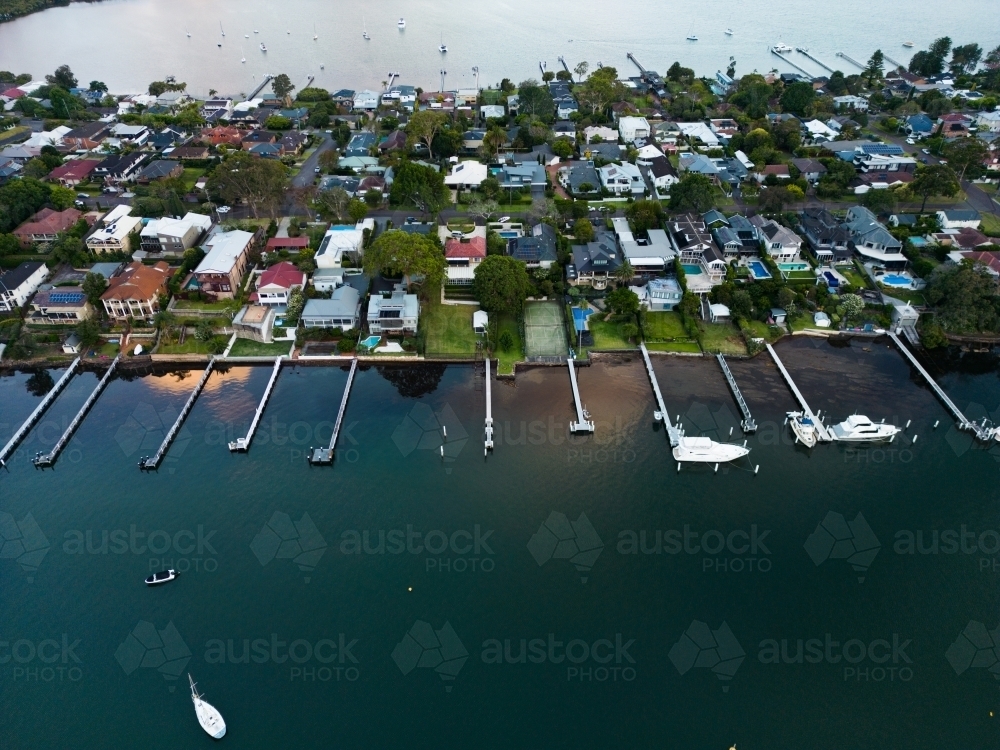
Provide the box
[398,17,405,28]
[145,569,177,586]
[786,411,818,448]
[189,674,226,739]
[903,41,915,47]
[724,28,734,36]
[686,34,698,41]
[773,43,793,53]
[831,414,901,442]
[260,42,267,52]
[672,436,750,463]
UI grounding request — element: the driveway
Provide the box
[291,132,336,188]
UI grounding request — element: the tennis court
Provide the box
[524,301,568,358]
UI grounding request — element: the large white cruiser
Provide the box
[189,674,226,739]
[830,414,900,442]
[786,411,818,448]
[672,436,750,463]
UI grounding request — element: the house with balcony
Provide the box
[444,233,486,285]
[599,162,644,196]
[750,216,803,262]
[12,207,83,246]
[667,214,727,289]
[367,286,419,335]
[100,261,170,320]
[140,212,213,255]
[302,286,361,330]
[566,232,620,290]
[193,229,257,298]
[30,287,93,323]
[0,262,48,312]
[86,205,143,254]
[251,261,306,309]
[842,206,907,270]
[645,277,683,311]
[798,208,852,264]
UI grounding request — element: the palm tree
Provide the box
[614,260,634,287]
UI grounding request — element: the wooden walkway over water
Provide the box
[640,343,681,447]
[716,354,756,433]
[765,344,833,442]
[310,359,358,465]
[139,359,215,470]
[229,357,283,452]
[567,356,594,434]
[484,358,494,454]
[0,358,80,467]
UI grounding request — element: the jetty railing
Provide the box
[139,358,215,470]
[229,357,283,452]
[639,343,682,447]
[765,344,832,442]
[0,358,80,466]
[484,358,494,453]
[567,356,595,434]
[309,359,358,465]
[716,353,757,433]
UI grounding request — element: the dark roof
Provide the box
[95,152,146,174]
[0,262,44,293]
[136,160,181,181]
[571,232,621,275]
[648,155,677,178]
[508,224,557,264]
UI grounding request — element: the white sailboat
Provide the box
[362,17,369,39]
[185,28,191,38]
[244,33,249,38]
[439,33,447,53]
[830,414,901,442]
[313,24,318,40]
[241,46,246,64]
[219,21,225,37]
[672,436,750,463]
[188,674,226,740]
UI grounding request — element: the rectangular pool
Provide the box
[682,264,703,276]
[778,263,810,272]
[572,307,593,331]
[747,261,772,280]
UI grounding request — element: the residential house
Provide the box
[618,117,651,142]
[251,261,306,308]
[750,216,803,262]
[12,207,83,246]
[456,89,479,108]
[241,130,277,150]
[507,224,558,268]
[791,158,827,184]
[567,232,621,290]
[559,161,601,195]
[135,160,183,183]
[110,124,150,146]
[47,159,101,186]
[611,101,640,120]
[265,237,310,253]
[352,90,380,110]
[480,104,505,121]
[497,162,546,191]
[168,145,210,160]
[319,175,360,196]
[357,175,386,196]
[937,113,973,139]
[301,289,362,330]
[0,262,48,312]
[193,229,258,298]
[462,130,486,152]
[932,227,992,250]
[315,220,374,268]
[709,118,740,142]
[960,250,1000,276]
[148,126,188,151]
[345,131,377,157]
[29,287,93,324]
[633,140,664,165]
[842,206,907,270]
[201,126,243,147]
[419,91,456,111]
[62,122,110,150]
[277,107,310,127]
[937,209,981,230]
[667,214,726,287]
[443,234,486,285]
[140,212,212,254]
[232,304,276,343]
[757,164,791,182]
[799,208,852,263]
[381,85,417,110]
[677,122,721,148]
[155,91,189,108]
[653,121,681,147]
[0,157,21,183]
[804,119,838,141]
[583,126,618,144]
[367,286,419,335]
[444,160,488,188]
[854,153,917,176]
[976,110,1000,133]
[201,99,234,120]
[647,155,679,194]
[599,162,644,195]
[581,142,623,163]
[279,132,308,155]
[552,121,576,139]
[678,153,721,183]
[833,95,869,112]
[905,114,934,137]
[711,214,760,260]
[248,143,282,159]
[100,261,170,319]
[645,277,683,311]
[331,90,356,107]
[617,226,677,278]
[86,205,143,254]
[92,152,146,184]
[379,130,408,153]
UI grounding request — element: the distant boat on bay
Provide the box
[398,18,405,29]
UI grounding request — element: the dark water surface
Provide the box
[3,338,1000,748]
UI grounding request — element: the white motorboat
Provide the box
[903,41,915,47]
[398,18,406,28]
[145,569,177,586]
[786,411,818,448]
[773,43,793,53]
[724,28,734,36]
[831,414,900,442]
[686,34,698,41]
[439,33,447,53]
[672,436,749,464]
[189,674,226,740]
[260,42,267,52]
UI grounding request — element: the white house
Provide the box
[647,156,679,193]
[750,216,803,263]
[618,116,650,142]
[252,261,306,308]
[368,286,419,335]
[352,90,380,110]
[583,126,618,143]
[0,262,48,312]
[676,122,720,148]
[301,287,361,329]
[804,119,838,141]
[480,104,505,120]
[833,95,869,112]
[443,160,488,188]
[976,110,1000,132]
[315,219,375,268]
[936,209,981,230]
[599,162,644,195]
[86,205,143,254]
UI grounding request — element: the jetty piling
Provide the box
[33,355,121,468]
[640,343,682,447]
[795,47,834,72]
[484,359,494,453]
[567,357,595,434]
[229,357,283,452]
[0,358,80,467]
[716,354,757,433]
[771,48,814,77]
[139,359,215,470]
[245,74,273,101]
[765,344,833,442]
[835,51,866,69]
[309,359,358,465]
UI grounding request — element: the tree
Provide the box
[576,66,625,116]
[75,319,102,349]
[271,73,295,100]
[45,64,77,89]
[574,61,589,82]
[364,189,383,207]
[669,173,715,212]
[82,272,108,310]
[614,260,634,287]
[0,177,52,233]
[265,115,293,130]
[467,197,499,223]
[315,186,351,220]
[516,80,554,117]
[88,80,108,93]
[498,329,514,351]
[926,261,1000,333]
[318,149,340,172]
[909,37,951,77]
[943,138,989,181]
[949,43,982,75]
[480,126,506,160]
[207,151,288,218]
[624,199,664,234]
[550,138,573,159]
[730,290,753,321]
[606,287,639,316]
[195,320,215,342]
[527,198,560,224]
[860,188,896,215]
[864,50,885,85]
[827,70,848,95]
[840,293,865,320]
[542,71,555,83]
[406,110,448,158]
[573,218,594,243]
[556,70,573,82]
[388,161,449,214]
[363,230,446,291]
[909,164,960,211]
[779,82,815,116]
[472,255,531,315]
[758,186,792,213]
[348,199,368,223]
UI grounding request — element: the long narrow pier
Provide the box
[765,344,833,442]
[33,355,121,468]
[228,357,283,452]
[310,359,358,464]
[484,358,494,454]
[139,359,215,470]
[640,343,681,447]
[836,52,866,69]
[0,358,80,467]
[796,48,834,73]
[567,357,595,434]
[558,56,570,73]
[888,332,994,441]
[626,52,646,75]
[716,354,757,433]
[883,54,904,69]
[245,74,273,102]
[771,48,813,77]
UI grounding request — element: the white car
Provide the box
[921,148,931,155]
[905,138,915,145]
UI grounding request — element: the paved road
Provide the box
[291,133,335,189]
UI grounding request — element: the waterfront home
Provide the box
[315,220,374,268]
[140,212,213,255]
[194,229,257,298]
[86,205,142,254]
[109,124,150,146]
[92,152,146,184]
[711,216,760,261]
[201,98,234,120]
[100,261,170,319]
[599,162,644,196]
[618,117,651,142]
[351,90,380,111]
[791,158,826,184]
[135,160,183,184]
[302,287,362,330]
[444,235,487,285]
[419,91,456,111]
[567,232,621,290]
[617,227,676,279]
[155,90,189,108]
[749,216,803,262]
[583,126,618,144]
[47,159,100,187]
[645,277,683,311]
[232,304,276,343]
[12,207,83,246]
[444,160,488,189]
[798,208,852,264]
[0,262,48,312]
[29,286,92,323]
[367,286,418,335]
[842,206,907,270]
[63,122,110,150]
[833,95,869,112]
[667,214,727,286]
[707,303,730,323]
[507,224,558,269]
[937,209,981,230]
[647,155,679,194]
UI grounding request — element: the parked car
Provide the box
[921,148,931,155]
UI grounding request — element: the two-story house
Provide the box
[444,235,487,285]
[841,206,907,270]
[251,261,306,308]
[567,232,620,290]
[367,286,419,335]
[750,216,804,263]
[193,229,257,298]
[101,261,171,320]
[0,262,48,312]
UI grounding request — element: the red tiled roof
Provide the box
[102,261,170,302]
[761,164,790,175]
[47,159,101,181]
[1,87,25,99]
[964,251,1000,272]
[445,236,487,259]
[257,261,306,290]
[13,208,82,238]
[266,237,309,250]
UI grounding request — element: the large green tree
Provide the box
[624,199,664,234]
[45,64,77,89]
[363,230,446,291]
[388,161,449,214]
[207,152,288,218]
[406,110,448,158]
[908,164,960,211]
[516,80,554,118]
[271,73,295,100]
[472,255,531,316]
[82,272,108,311]
[926,261,1000,334]
[942,138,989,181]
[779,82,815,117]
[668,173,715,213]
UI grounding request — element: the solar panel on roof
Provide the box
[49,292,84,303]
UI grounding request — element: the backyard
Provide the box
[492,314,523,376]
[697,321,747,356]
[422,299,479,357]
[642,311,700,353]
[228,338,292,357]
[980,213,1000,237]
[172,299,236,312]
[581,314,638,352]
[740,319,785,343]
[156,338,215,355]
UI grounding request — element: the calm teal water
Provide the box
[3,339,1000,748]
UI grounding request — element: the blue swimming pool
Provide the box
[572,308,593,331]
[880,274,912,287]
[361,335,381,348]
[823,271,839,287]
[682,264,703,275]
[748,261,772,279]
[497,231,519,239]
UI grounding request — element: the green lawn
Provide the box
[783,270,816,280]
[493,314,523,376]
[879,287,927,306]
[981,213,1000,238]
[697,321,747,355]
[172,299,234,312]
[96,341,120,357]
[644,341,702,353]
[156,338,214,355]
[228,339,291,357]
[643,311,687,339]
[422,300,479,357]
[841,266,870,290]
[585,316,638,351]
[180,168,207,192]
[0,126,29,145]
[788,312,819,332]
[741,319,785,343]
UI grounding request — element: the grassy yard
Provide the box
[156,338,215,355]
[981,213,1000,238]
[0,126,29,145]
[697,321,747,355]
[788,312,819,332]
[228,339,291,357]
[879,287,927,306]
[180,168,207,192]
[172,299,234,312]
[741,319,785,343]
[783,270,816,281]
[584,315,638,351]
[422,300,479,357]
[841,265,870,289]
[645,341,702,353]
[642,311,700,352]
[493,314,523,375]
[96,341,120,357]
